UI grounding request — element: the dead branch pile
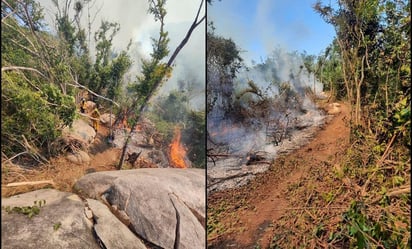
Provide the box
[50,136,87,155]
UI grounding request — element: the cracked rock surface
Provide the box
[2,168,205,249]
[75,168,206,249]
[1,189,100,249]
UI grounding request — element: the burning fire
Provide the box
[169,127,188,168]
[115,115,142,132]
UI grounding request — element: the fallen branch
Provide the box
[77,112,100,121]
[207,154,241,157]
[67,82,120,107]
[1,151,29,165]
[5,180,55,187]
[361,133,397,196]
[1,66,46,78]
[368,185,410,204]
[246,161,271,165]
[22,135,49,164]
[207,172,254,188]
[387,187,410,197]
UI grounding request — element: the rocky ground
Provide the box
[1,113,205,249]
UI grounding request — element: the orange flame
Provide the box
[169,127,188,168]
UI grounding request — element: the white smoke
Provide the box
[36,0,205,110]
[238,48,324,97]
[208,48,326,155]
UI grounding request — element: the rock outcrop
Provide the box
[1,189,100,249]
[326,102,342,115]
[74,168,206,249]
[113,130,169,168]
[86,198,146,249]
[62,119,96,145]
[66,150,91,165]
[100,113,116,126]
[2,169,205,249]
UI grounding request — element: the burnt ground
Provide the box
[207,102,350,248]
[1,123,121,198]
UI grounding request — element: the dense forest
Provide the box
[1,0,205,168]
[207,0,410,247]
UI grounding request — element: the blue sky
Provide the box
[208,0,336,63]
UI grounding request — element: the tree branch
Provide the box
[66,82,120,107]
[167,0,205,67]
[2,66,46,77]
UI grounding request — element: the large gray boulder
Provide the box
[1,189,100,249]
[86,198,146,249]
[63,119,96,145]
[100,113,116,126]
[74,168,206,249]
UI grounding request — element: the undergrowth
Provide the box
[269,127,410,249]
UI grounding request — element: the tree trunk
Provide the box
[117,0,205,170]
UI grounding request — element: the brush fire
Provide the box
[207,48,328,192]
[169,127,190,168]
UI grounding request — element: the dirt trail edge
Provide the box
[207,102,350,249]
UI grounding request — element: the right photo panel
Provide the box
[207,0,411,248]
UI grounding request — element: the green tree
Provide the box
[118,0,205,169]
[316,39,345,100]
[207,22,243,116]
[313,1,410,247]
[314,0,381,126]
[2,0,76,162]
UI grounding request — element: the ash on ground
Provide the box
[111,119,169,168]
[207,109,332,193]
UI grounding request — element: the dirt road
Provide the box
[207,103,350,248]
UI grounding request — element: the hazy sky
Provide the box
[37,0,206,107]
[208,0,336,63]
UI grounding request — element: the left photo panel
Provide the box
[1,0,206,248]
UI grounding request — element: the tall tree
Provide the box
[314,0,381,126]
[206,22,243,117]
[117,0,205,169]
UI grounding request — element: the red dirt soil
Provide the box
[207,102,350,249]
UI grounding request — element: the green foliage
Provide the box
[147,0,170,61]
[1,72,76,158]
[207,23,243,78]
[53,222,62,231]
[135,61,171,100]
[2,0,46,31]
[124,0,174,132]
[1,1,78,161]
[3,200,46,219]
[184,110,206,168]
[94,21,120,67]
[340,201,410,248]
[207,22,243,115]
[207,201,230,238]
[316,40,345,99]
[88,21,132,102]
